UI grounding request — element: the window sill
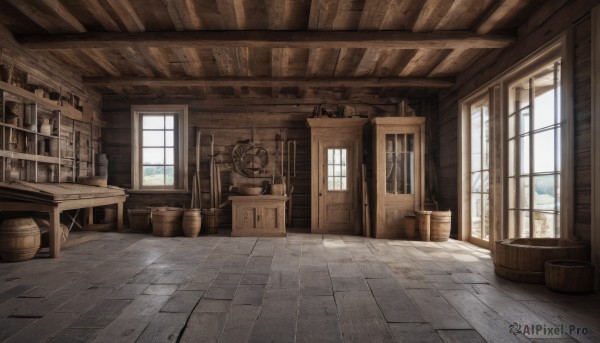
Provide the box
[126,189,189,194]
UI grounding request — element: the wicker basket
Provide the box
[201,209,221,234]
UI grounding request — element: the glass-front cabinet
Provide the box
[372,117,425,238]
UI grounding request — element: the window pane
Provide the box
[341,149,347,165]
[407,135,413,152]
[164,115,175,129]
[143,166,165,185]
[471,193,481,238]
[334,150,340,164]
[395,153,403,194]
[520,136,529,174]
[407,152,414,194]
[520,211,530,238]
[328,177,333,190]
[143,148,165,165]
[508,115,516,138]
[143,131,164,147]
[508,139,515,176]
[165,148,175,165]
[508,177,516,208]
[386,153,393,193]
[482,171,489,193]
[341,164,346,177]
[482,193,489,240]
[341,177,347,190]
[556,128,561,170]
[534,175,555,210]
[165,166,174,185]
[519,177,530,209]
[519,109,530,135]
[328,164,333,177]
[165,131,174,147]
[334,177,341,189]
[142,115,164,129]
[482,106,490,170]
[386,135,394,152]
[398,134,405,152]
[533,130,555,173]
[533,86,555,130]
[472,172,481,192]
[533,212,554,238]
[471,108,481,171]
[508,210,516,235]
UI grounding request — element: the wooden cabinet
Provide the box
[230,195,287,237]
[1,81,90,183]
[372,117,426,239]
[307,118,368,235]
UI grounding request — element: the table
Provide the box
[0,182,127,257]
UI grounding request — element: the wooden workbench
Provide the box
[0,182,127,257]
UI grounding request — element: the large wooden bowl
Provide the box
[238,186,264,196]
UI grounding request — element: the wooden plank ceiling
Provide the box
[0,0,544,101]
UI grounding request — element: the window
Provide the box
[507,60,561,238]
[327,148,347,190]
[131,105,188,191]
[469,99,490,241]
[459,40,568,247]
[141,114,175,186]
[385,134,415,194]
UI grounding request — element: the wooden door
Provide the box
[317,139,359,233]
[372,117,425,239]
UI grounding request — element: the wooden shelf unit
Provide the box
[1,81,89,183]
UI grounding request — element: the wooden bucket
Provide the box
[201,209,221,234]
[545,259,595,293]
[402,216,417,239]
[0,217,41,262]
[182,209,202,237]
[430,211,451,242]
[152,209,184,237]
[128,208,152,232]
[415,211,431,242]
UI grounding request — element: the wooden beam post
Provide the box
[17,31,515,50]
[591,4,600,291]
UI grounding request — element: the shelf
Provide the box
[0,150,60,164]
[0,81,83,121]
[0,122,62,139]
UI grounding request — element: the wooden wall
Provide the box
[438,2,596,241]
[102,98,438,231]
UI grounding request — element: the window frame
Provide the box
[131,105,188,192]
[458,37,573,248]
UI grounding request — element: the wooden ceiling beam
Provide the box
[80,49,121,76]
[412,0,456,33]
[86,0,121,32]
[5,0,62,33]
[103,0,145,33]
[84,76,454,88]
[476,0,527,35]
[17,30,515,50]
[173,48,204,77]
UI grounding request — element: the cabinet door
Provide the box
[238,205,259,230]
[261,204,282,230]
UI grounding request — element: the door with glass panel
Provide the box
[372,117,425,239]
[469,99,490,243]
[507,60,561,238]
[318,140,359,232]
[307,118,366,235]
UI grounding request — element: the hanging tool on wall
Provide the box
[191,129,201,209]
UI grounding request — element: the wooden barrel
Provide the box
[430,211,451,242]
[0,217,41,262]
[545,259,595,293]
[402,216,417,239]
[128,208,152,232]
[152,209,184,237]
[182,209,202,237]
[494,238,591,284]
[415,211,432,242]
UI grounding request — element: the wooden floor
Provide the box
[0,231,599,343]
